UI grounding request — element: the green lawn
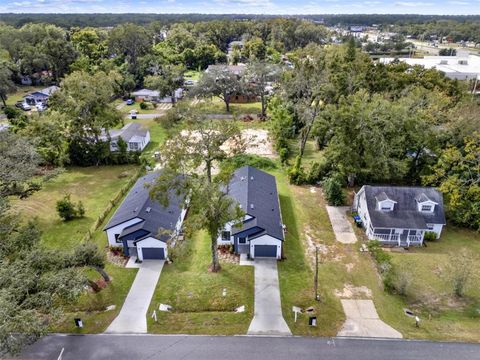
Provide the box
[184,70,202,81]
[387,227,480,342]
[272,168,345,336]
[119,101,167,115]
[11,165,138,249]
[4,85,44,106]
[147,230,254,335]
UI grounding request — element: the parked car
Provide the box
[184,80,195,86]
[126,99,134,105]
[36,103,47,112]
[129,109,138,119]
[15,102,31,111]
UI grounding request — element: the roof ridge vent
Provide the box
[250,204,254,209]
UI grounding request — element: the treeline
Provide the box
[1,13,480,29]
[270,41,480,230]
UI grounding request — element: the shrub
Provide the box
[56,194,86,221]
[139,101,149,110]
[367,240,395,290]
[322,175,345,206]
[306,158,331,184]
[423,231,437,241]
[287,157,306,185]
[4,106,20,120]
[279,147,289,164]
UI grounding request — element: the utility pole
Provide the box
[314,246,320,301]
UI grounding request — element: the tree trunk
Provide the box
[91,265,110,282]
[260,94,266,119]
[206,160,212,184]
[88,279,101,292]
[210,233,221,272]
[0,94,6,107]
[224,94,231,113]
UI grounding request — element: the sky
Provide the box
[0,0,479,15]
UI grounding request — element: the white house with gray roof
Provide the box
[353,185,446,247]
[103,172,187,261]
[100,123,150,152]
[218,166,285,259]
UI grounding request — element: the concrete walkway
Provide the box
[247,259,291,336]
[326,206,358,244]
[338,299,403,338]
[105,261,164,334]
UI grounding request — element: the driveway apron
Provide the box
[105,260,164,334]
[326,206,358,244]
[247,259,292,336]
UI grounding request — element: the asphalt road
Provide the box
[18,334,480,360]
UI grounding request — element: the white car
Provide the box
[36,103,47,112]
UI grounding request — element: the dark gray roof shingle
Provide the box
[226,166,284,241]
[364,185,446,230]
[104,172,183,242]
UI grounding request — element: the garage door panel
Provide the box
[254,245,277,258]
[142,248,165,260]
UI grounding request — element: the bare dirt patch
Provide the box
[334,284,373,299]
[223,128,275,158]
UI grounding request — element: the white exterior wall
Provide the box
[175,207,188,234]
[355,187,371,231]
[426,223,444,239]
[217,215,253,245]
[136,237,168,261]
[105,218,143,247]
[249,235,282,259]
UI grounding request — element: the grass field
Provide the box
[147,230,254,335]
[118,101,167,115]
[386,227,480,342]
[4,85,44,106]
[11,165,138,249]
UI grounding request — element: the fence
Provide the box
[81,167,144,243]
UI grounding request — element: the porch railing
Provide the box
[370,233,423,247]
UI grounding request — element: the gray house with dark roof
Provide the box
[100,123,150,152]
[218,166,284,259]
[103,172,187,260]
[353,185,446,247]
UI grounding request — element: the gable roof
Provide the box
[103,172,183,242]
[363,185,446,230]
[102,123,149,143]
[226,166,284,241]
[25,85,59,98]
[206,64,246,75]
[131,89,160,97]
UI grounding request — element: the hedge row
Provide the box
[82,168,145,243]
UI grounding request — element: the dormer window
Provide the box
[375,192,396,211]
[421,205,432,212]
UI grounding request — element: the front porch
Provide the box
[367,228,424,247]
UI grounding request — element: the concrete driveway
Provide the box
[326,206,357,244]
[338,299,402,338]
[247,259,291,336]
[105,260,164,334]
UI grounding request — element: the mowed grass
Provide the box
[387,227,480,342]
[148,230,254,334]
[119,101,167,115]
[50,202,139,334]
[11,165,138,249]
[272,167,411,337]
[4,85,44,106]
